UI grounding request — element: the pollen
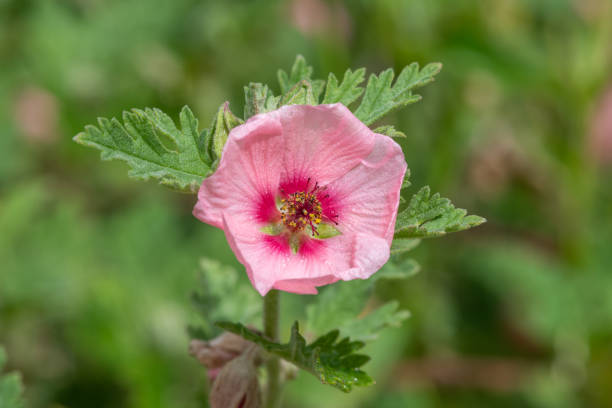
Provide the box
[279,179,324,235]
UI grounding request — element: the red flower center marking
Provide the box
[279,179,325,235]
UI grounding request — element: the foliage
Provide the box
[74,106,216,193]
[188,259,261,340]
[306,259,418,342]
[74,55,441,194]
[243,83,280,119]
[217,321,373,393]
[4,0,612,407]
[0,347,25,408]
[373,125,406,138]
[395,186,486,239]
[321,68,366,106]
[354,62,442,125]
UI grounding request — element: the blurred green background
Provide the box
[2,0,612,407]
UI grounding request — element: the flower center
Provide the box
[279,181,324,236]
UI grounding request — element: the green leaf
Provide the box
[373,125,406,138]
[280,80,317,106]
[354,62,442,125]
[188,259,261,339]
[244,83,280,119]
[375,258,420,281]
[395,186,486,239]
[217,321,374,392]
[278,55,326,104]
[74,106,212,193]
[206,102,243,165]
[390,238,421,255]
[402,169,412,190]
[306,259,418,342]
[0,347,25,408]
[278,55,315,94]
[340,301,411,342]
[322,68,366,106]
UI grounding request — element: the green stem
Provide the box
[263,290,282,408]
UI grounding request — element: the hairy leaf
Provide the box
[278,55,325,103]
[395,186,486,239]
[217,321,373,392]
[205,102,243,165]
[74,106,212,193]
[355,62,442,125]
[322,68,366,106]
[244,83,280,119]
[188,259,261,340]
[306,259,418,342]
[340,301,411,342]
[280,80,317,106]
[390,238,421,255]
[278,55,313,93]
[374,125,406,138]
[0,347,25,408]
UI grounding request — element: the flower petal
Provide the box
[222,213,390,295]
[326,134,407,244]
[279,104,376,186]
[193,104,405,295]
[193,112,284,228]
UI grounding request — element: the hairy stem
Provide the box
[263,290,281,408]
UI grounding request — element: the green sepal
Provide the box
[260,223,284,236]
[289,234,301,254]
[244,82,280,119]
[217,321,374,393]
[280,80,317,106]
[206,102,243,165]
[313,223,342,239]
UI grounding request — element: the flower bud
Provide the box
[189,332,252,380]
[209,346,261,408]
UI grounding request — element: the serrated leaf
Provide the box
[189,259,261,339]
[74,106,212,193]
[390,238,421,255]
[354,62,442,125]
[278,55,315,94]
[322,68,366,106]
[374,125,406,138]
[340,301,411,342]
[311,79,326,101]
[0,347,25,408]
[395,186,486,239]
[217,321,374,392]
[280,80,317,106]
[306,259,418,342]
[402,169,412,190]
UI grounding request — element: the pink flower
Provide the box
[193,104,407,295]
